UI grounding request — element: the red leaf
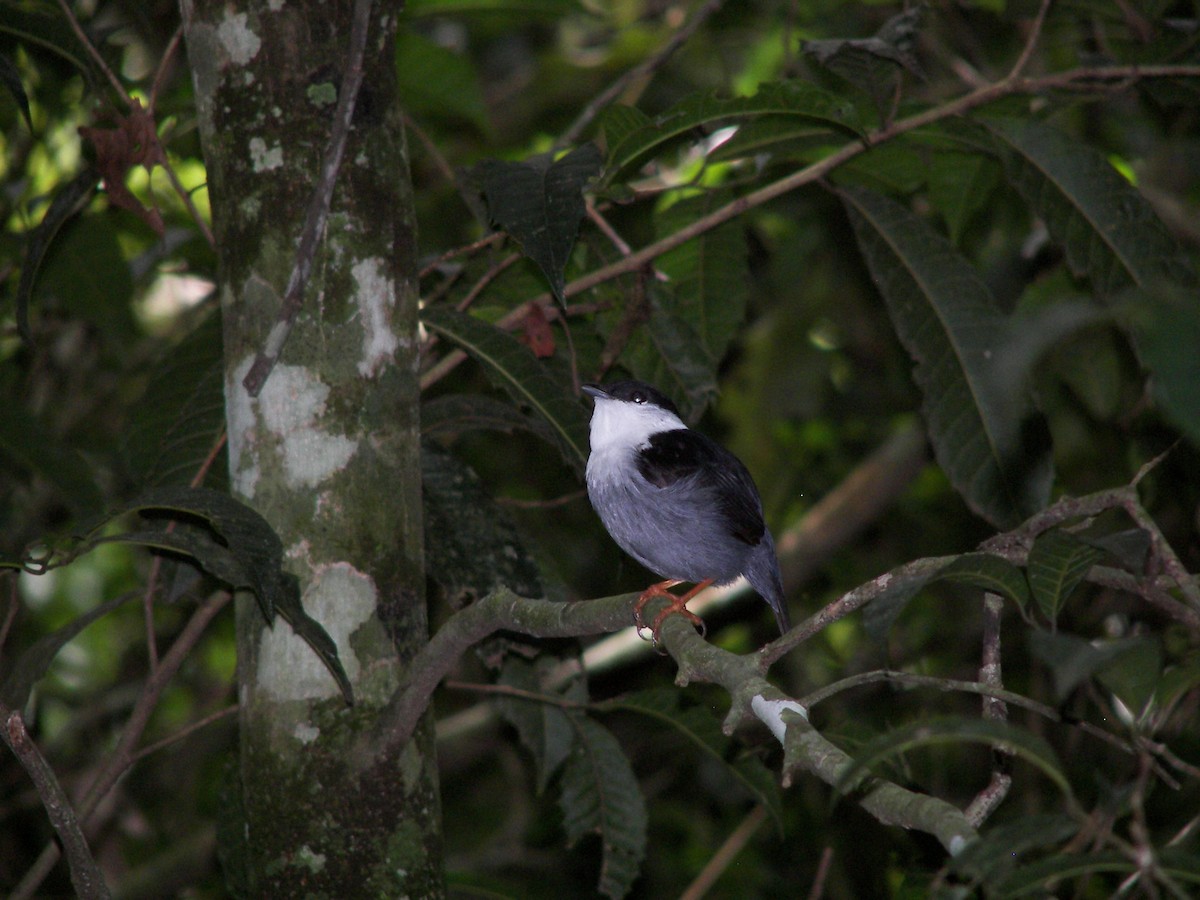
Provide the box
[518,303,556,358]
[78,100,165,234]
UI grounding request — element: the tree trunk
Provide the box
[179,1,443,894]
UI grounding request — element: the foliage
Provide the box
[2,0,1200,897]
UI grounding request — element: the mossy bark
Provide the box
[179,0,443,894]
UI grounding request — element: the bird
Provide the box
[582,380,789,643]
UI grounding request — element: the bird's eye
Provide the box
[631,391,646,404]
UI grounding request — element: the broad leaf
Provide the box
[1026,528,1104,623]
[836,716,1072,800]
[982,116,1196,296]
[421,392,558,444]
[1028,631,1148,703]
[936,552,1031,612]
[492,655,580,793]
[421,442,543,599]
[395,30,488,131]
[560,714,647,900]
[0,405,106,518]
[600,689,783,832]
[803,6,925,114]
[600,80,863,184]
[476,143,603,304]
[420,306,590,472]
[843,185,1053,528]
[0,54,32,130]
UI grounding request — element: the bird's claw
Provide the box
[634,580,708,648]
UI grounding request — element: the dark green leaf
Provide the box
[862,560,949,640]
[0,407,106,518]
[925,150,1001,244]
[0,54,33,130]
[1027,528,1104,622]
[16,169,97,340]
[600,81,863,185]
[836,716,1072,800]
[476,143,603,304]
[421,392,557,445]
[0,593,133,709]
[982,117,1197,296]
[842,185,1053,528]
[420,307,590,472]
[395,30,488,131]
[1095,636,1161,715]
[122,308,225,489]
[1080,527,1150,573]
[492,656,579,793]
[654,190,748,364]
[559,715,647,900]
[994,851,1136,898]
[950,813,1078,885]
[936,552,1031,611]
[1116,285,1200,446]
[600,689,783,832]
[803,5,926,111]
[1028,631,1147,703]
[421,442,543,599]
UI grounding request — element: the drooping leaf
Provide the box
[950,813,1078,885]
[862,558,952,640]
[559,714,647,900]
[654,190,749,364]
[16,168,98,340]
[114,486,354,703]
[924,150,1002,244]
[1026,528,1104,623]
[599,689,783,832]
[599,80,864,185]
[1094,636,1162,715]
[936,552,1032,612]
[421,441,543,599]
[0,54,33,130]
[981,116,1197,297]
[0,593,134,710]
[492,655,580,793]
[1116,285,1200,446]
[994,851,1139,898]
[475,143,603,304]
[1028,630,1148,703]
[842,185,1053,528]
[420,306,590,472]
[122,308,225,489]
[395,29,488,131]
[835,716,1072,800]
[421,392,558,444]
[803,5,926,113]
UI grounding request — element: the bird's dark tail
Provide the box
[747,529,789,634]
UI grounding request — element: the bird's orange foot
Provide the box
[634,579,713,647]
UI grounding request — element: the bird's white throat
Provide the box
[587,397,687,455]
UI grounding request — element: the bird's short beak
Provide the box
[581,383,608,401]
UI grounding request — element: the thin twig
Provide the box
[128,703,238,765]
[964,593,1012,828]
[1007,0,1054,82]
[678,804,767,900]
[241,0,375,397]
[807,845,835,900]
[2,708,111,899]
[56,0,131,105]
[13,591,232,900]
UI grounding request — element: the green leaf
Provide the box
[982,116,1197,296]
[862,560,950,640]
[842,185,1053,528]
[1026,528,1104,623]
[1094,636,1162,716]
[559,715,647,900]
[1116,285,1200,446]
[115,486,354,704]
[395,30,488,131]
[835,716,1072,801]
[0,593,134,710]
[993,851,1137,898]
[421,442,543,599]
[492,656,579,793]
[950,813,1078,885]
[936,552,1032,611]
[420,307,590,472]
[0,53,33,130]
[16,169,98,340]
[475,143,603,304]
[925,150,1001,244]
[421,392,557,444]
[654,190,749,364]
[600,689,783,832]
[0,405,106,519]
[122,309,226,489]
[803,6,925,113]
[1028,631,1148,703]
[600,80,863,185]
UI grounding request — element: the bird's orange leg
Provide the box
[635,578,714,645]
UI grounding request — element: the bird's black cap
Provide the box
[582,380,681,417]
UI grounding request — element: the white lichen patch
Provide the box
[750,695,808,746]
[258,364,358,489]
[293,721,320,744]
[257,563,377,701]
[295,844,326,873]
[226,355,261,498]
[249,136,283,172]
[216,11,261,66]
[352,258,397,377]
